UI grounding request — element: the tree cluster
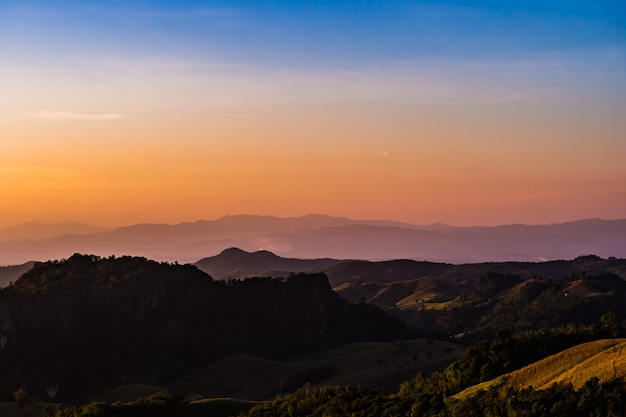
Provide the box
[0,254,406,401]
[405,271,626,342]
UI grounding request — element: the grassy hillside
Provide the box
[338,270,626,342]
[173,339,465,400]
[455,338,626,400]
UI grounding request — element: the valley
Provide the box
[1,219,625,416]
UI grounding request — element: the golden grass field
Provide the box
[455,338,626,400]
[4,338,623,416]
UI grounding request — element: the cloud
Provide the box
[29,111,123,121]
[381,151,402,157]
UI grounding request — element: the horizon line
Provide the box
[1,214,623,231]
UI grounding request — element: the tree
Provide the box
[601,312,622,338]
[13,387,28,406]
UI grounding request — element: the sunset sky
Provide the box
[1,1,625,227]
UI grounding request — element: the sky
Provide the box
[1,0,625,227]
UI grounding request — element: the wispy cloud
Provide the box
[381,151,402,157]
[29,111,123,121]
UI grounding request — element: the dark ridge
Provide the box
[195,247,342,280]
[0,254,406,401]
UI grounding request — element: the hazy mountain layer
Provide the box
[1,215,624,265]
[0,262,35,287]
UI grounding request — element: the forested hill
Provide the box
[0,254,406,402]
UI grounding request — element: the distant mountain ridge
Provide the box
[0,221,109,242]
[1,215,625,265]
[0,261,36,287]
[195,247,341,280]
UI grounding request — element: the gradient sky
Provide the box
[1,0,625,227]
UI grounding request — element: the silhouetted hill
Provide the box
[194,248,342,280]
[321,259,453,286]
[193,249,626,287]
[0,254,406,402]
[329,254,626,292]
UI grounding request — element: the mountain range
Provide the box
[193,249,626,341]
[1,249,625,413]
[1,215,625,266]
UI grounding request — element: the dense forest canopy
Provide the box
[0,254,405,401]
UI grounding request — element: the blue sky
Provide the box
[1,1,625,227]
[3,1,625,65]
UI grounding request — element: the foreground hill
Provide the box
[173,339,465,400]
[7,330,626,416]
[456,338,626,399]
[236,334,626,417]
[2,215,625,265]
[0,254,406,402]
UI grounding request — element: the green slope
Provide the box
[173,339,465,400]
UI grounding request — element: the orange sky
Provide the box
[1,3,625,228]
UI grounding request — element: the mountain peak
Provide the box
[219,247,250,256]
[195,248,341,280]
